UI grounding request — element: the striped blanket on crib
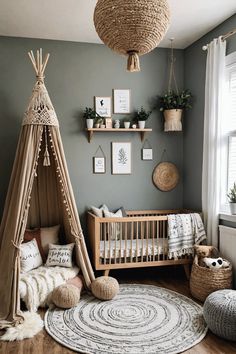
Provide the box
[167,213,206,259]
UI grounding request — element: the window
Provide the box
[221,52,236,212]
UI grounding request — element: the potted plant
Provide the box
[83,107,101,129]
[227,182,236,214]
[135,107,152,129]
[123,118,131,129]
[158,90,192,132]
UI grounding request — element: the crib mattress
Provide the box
[100,238,168,259]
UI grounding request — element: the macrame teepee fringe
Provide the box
[127,52,140,72]
[43,127,50,167]
[22,49,58,127]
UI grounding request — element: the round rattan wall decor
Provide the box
[94,0,170,72]
[153,162,179,191]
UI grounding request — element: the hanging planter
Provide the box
[163,108,183,132]
[157,40,192,131]
[94,0,170,72]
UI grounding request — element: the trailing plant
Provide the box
[135,106,152,121]
[227,182,236,203]
[158,90,192,111]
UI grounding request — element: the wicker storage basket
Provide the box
[190,254,233,302]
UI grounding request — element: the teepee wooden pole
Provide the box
[42,53,50,74]
[27,52,37,74]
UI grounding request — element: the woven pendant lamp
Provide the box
[94,0,170,72]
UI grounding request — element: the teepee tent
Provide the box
[0,49,95,328]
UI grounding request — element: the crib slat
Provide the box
[157,221,160,261]
[163,220,166,260]
[130,222,133,263]
[103,223,106,265]
[115,223,117,264]
[146,221,149,260]
[136,222,139,263]
[124,222,127,263]
[119,222,122,263]
[152,221,155,261]
[141,220,144,262]
[109,222,112,265]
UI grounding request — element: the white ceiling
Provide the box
[0,0,235,49]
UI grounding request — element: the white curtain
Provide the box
[202,37,226,246]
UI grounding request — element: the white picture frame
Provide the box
[93,157,106,174]
[113,89,131,114]
[95,96,111,117]
[112,142,131,175]
[142,148,153,160]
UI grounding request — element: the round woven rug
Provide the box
[45,284,207,354]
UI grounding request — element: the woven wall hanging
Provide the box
[152,150,179,191]
[94,0,170,72]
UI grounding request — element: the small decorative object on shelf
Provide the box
[114,119,120,129]
[135,106,152,129]
[158,39,192,132]
[227,182,236,214]
[123,119,130,129]
[132,124,137,129]
[105,118,112,129]
[83,107,102,129]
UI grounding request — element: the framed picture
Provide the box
[93,157,106,174]
[95,96,111,117]
[105,118,112,129]
[142,148,153,160]
[112,142,131,174]
[113,89,131,114]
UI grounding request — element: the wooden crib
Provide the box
[87,209,193,278]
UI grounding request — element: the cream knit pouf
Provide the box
[91,276,119,300]
[52,284,81,309]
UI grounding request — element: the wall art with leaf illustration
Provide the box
[112,142,131,175]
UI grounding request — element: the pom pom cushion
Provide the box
[91,276,119,300]
[20,238,43,273]
[51,284,81,309]
[46,243,74,267]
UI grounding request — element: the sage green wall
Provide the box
[0,36,184,225]
[183,14,236,210]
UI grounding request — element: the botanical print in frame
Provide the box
[95,96,111,117]
[112,142,131,174]
[113,89,131,114]
[93,157,106,174]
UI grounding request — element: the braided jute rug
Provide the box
[45,284,207,354]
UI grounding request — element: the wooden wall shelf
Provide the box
[86,128,152,143]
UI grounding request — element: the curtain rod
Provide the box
[202,28,236,51]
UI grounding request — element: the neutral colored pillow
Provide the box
[40,225,60,256]
[24,228,46,262]
[104,209,123,240]
[46,243,75,268]
[90,204,109,218]
[20,238,43,273]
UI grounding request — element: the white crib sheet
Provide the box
[100,238,168,259]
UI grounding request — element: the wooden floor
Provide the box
[1,266,236,354]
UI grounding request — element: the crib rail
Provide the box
[87,209,193,274]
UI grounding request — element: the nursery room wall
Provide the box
[0,36,184,223]
[183,13,236,212]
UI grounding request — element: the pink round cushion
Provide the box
[67,275,83,291]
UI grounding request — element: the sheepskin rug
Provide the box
[0,312,44,341]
